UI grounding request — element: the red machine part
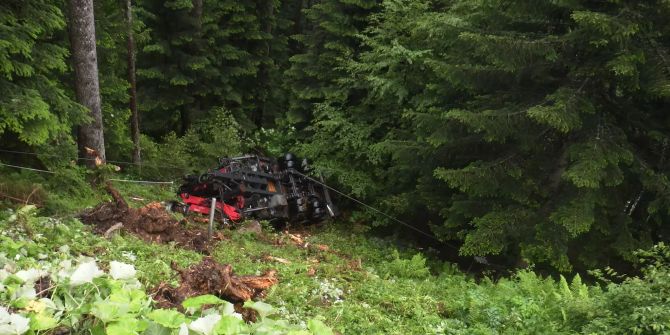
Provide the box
[179,193,242,221]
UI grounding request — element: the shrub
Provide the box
[378,251,431,279]
[136,108,244,181]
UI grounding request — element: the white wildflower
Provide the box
[188,314,221,335]
[0,308,30,335]
[56,260,73,281]
[178,323,189,335]
[220,301,235,316]
[121,251,137,262]
[11,285,36,301]
[109,261,136,280]
[69,261,103,286]
[3,263,16,274]
[15,269,44,283]
[0,307,9,324]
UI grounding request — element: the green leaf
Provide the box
[143,322,172,335]
[109,288,147,314]
[307,319,334,335]
[559,275,572,299]
[16,205,37,216]
[181,295,226,309]
[147,309,186,329]
[90,300,129,323]
[243,301,275,320]
[213,315,245,334]
[106,317,141,335]
[30,312,58,330]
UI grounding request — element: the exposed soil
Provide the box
[79,183,213,253]
[35,276,52,298]
[152,257,278,321]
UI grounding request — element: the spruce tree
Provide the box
[136,0,276,136]
[305,0,670,271]
[285,0,378,125]
[0,0,84,146]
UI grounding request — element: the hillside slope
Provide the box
[0,184,669,334]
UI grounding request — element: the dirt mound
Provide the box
[79,183,212,252]
[152,257,278,318]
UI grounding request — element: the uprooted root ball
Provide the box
[79,183,211,252]
[152,257,278,320]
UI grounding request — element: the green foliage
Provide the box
[583,243,670,335]
[0,0,85,146]
[94,0,134,162]
[147,309,186,328]
[0,208,335,335]
[300,0,670,272]
[285,0,378,124]
[136,0,282,134]
[137,108,244,180]
[182,295,226,310]
[4,0,670,282]
[378,252,430,279]
[1,204,670,334]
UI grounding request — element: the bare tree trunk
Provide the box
[180,109,191,135]
[68,0,106,167]
[126,0,141,164]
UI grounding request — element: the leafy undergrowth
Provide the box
[0,207,332,335]
[1,190,670,334]
[0,168,178,215]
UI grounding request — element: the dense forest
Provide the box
[3,0,670,273]
[2,0,670,334]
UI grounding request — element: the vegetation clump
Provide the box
[1,204,669,334]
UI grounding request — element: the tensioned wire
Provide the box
[0,148,456,250]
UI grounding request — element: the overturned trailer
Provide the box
[170,153,337,225]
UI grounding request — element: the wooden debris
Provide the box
[152,257,279,309]
[79,183,212,253]
[103,222,123,238]
[287,233,304,245]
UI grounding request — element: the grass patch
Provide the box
[1,175,668,334]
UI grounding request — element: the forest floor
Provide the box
[2,180,667,334]
[1,181,462,334]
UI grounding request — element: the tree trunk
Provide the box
[253,0,275,128]
[126,0,141,164]
[180,109,191,135]
[68,0,106,167]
